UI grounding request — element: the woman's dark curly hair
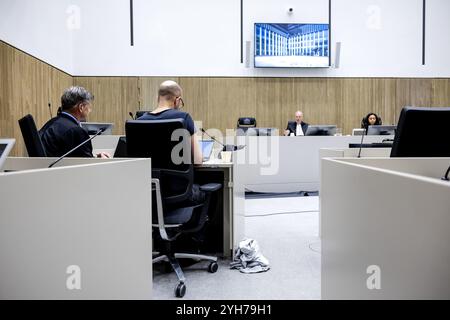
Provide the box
[361,112,382,130]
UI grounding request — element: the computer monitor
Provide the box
[258,128,278,136]
[305,125,337,136]
[80,122,114,135]
[199,140,214,162]
[390,106,450,157]
[352,128,366,136]
[245,127,278,136]
[113,136,127,158]
[367,125,396,135]
[0,139,15,172]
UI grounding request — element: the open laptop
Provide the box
[113,136,127,158]
[80,122,114,135]
[200,140,214,162]
[0,139,15,172]
[352,128,365,136]
[112,138,216,160]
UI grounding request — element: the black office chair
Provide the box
[18,114,47,157]
[237,117,256,129]
[125,119,221,298]
[237,117,257,135]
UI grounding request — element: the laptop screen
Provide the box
[81,122,114,135]
[200,140,214,161]
[0,139,15,172]
[0,144,6,156]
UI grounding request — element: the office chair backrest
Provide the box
[237,117,257,128]
[18,114,47,157]
[125,119,193,204]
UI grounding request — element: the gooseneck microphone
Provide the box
[441,165,450,181]
[200,128,245,151]
[48,128,105,168]
[357,128,367,158]
[200,128,225,148]
[48,103,53,119]
[129,112,135,120]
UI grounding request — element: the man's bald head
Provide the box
[295,110,304,124]
[158,80,183,103]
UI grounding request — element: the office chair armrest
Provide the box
[199,183,222,193]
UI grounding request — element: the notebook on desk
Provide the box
[0,139,15,172]
[200,140,214,162]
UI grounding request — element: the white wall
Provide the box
[72,0,240,76]
[426,0,450,77]
[1,0,450,77]
[331,0,423,77]
[71,0,450,77]
[0,0,74,73]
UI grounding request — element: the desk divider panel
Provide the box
[0,158,152,299]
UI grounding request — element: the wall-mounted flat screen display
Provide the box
[254,23,330,68]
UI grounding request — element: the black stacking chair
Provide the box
[237,117,256,131]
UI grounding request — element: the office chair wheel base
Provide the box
[175,282,186,298]
[208,261,219,273]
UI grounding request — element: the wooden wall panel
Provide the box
[432,79,450,106]
[208,78,257,134]
[0,41,72,156]
[73,77,140,137]
[139,77,179,112]
[373,79,397,127]
[2,38,450,158]
[340,78,397,134]
[395,79,433,122]
[255,78,285,133]
[177,77,210,131]
[0,42,13,140]
[292,78,340,131]
[178,77,448,136]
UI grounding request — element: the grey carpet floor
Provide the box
[152,197,321,300]
[245,196,319,216]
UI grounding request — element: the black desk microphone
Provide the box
[200,128,245,151]
[48,128,105,168]
[441,165,450,181]
[129,112,135,120]
[48,103,53,119]
[357,129,367,158]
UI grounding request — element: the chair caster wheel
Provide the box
[175,282,186,298]
[208,261,219,273]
